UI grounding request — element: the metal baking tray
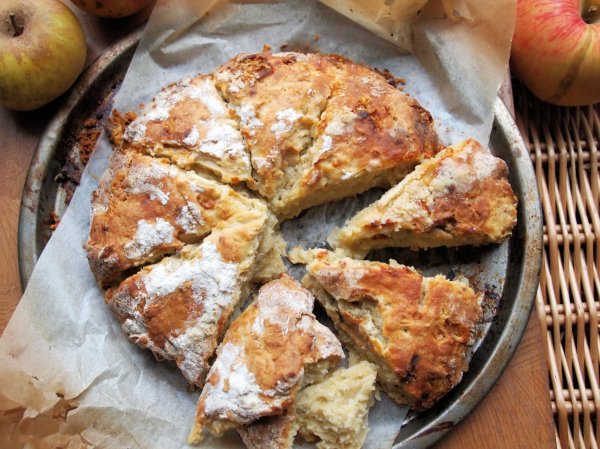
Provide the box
[17,30,542,448]
[18,28,143,289]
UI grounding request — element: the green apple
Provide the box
[70,0,153,19]
[0,0,87,111]
[511,0,600,106]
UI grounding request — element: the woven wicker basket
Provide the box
[514,82,599,449]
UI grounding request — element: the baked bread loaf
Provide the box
[120,74,252,185]
[329,138,518,257]
[105,208,271,386]
[303,249,483,410]
[83,50,516,447]
[189,274,344,443]
[296,361,378,449]
[85,149,271,287]
[215,51,440,218]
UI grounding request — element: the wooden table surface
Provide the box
[0,5,556,449]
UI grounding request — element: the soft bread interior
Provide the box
[296,361,378,449]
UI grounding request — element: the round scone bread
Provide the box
[84,50,517,448]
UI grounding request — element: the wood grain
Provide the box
[0,8,556,448]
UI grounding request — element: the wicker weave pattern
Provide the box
[514,84,599,449]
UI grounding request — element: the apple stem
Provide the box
[583,3,599,23]
[8,13,23,37]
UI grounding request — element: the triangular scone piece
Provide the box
[189,274,344,444]
[304,249,483,411]
[272,56,440,218]
[120,74,252,185]
[104,209,270,387]
[296,361,378,449]
[85,150,266,287]
[329,138,518,258]
[214,52,333,201]
[215,51,440,219]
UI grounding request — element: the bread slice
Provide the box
[329,138,518,258]
[119,74,252,185]
[189,274,344,443]
[296,361,378,449]
[104,208,270,387]
[215,51,440,219]
[304,249,483,411]
[85,150,267,287]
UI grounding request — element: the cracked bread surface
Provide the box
[329,138,518,257]
[215,52,333,202]
[120,74,252,185]
[272,54,440,219]
[189,274,344,444]
[104,208,270,386]
[304,249,483,411]
[215,51,440,219]
[85,149,267,287]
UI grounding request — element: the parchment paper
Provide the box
[0,0,516,447]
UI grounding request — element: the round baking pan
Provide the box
[17,31,542,448]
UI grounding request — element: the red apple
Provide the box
[70,0,153,19]
[511,0,600,106]
[0,0,87,111]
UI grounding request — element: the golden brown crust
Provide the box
[85,150,264,287]
[215,51,440,218]
[103,51,440,229]
[329,138,518,257]
[305,249,483,410]
[121,75,252,185]
[189,274,343,443]
[215,52,333,201]
[274,56,439,218]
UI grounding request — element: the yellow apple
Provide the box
[0,0,87,111]
[70,0,153,18]
[511,0,600,106]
